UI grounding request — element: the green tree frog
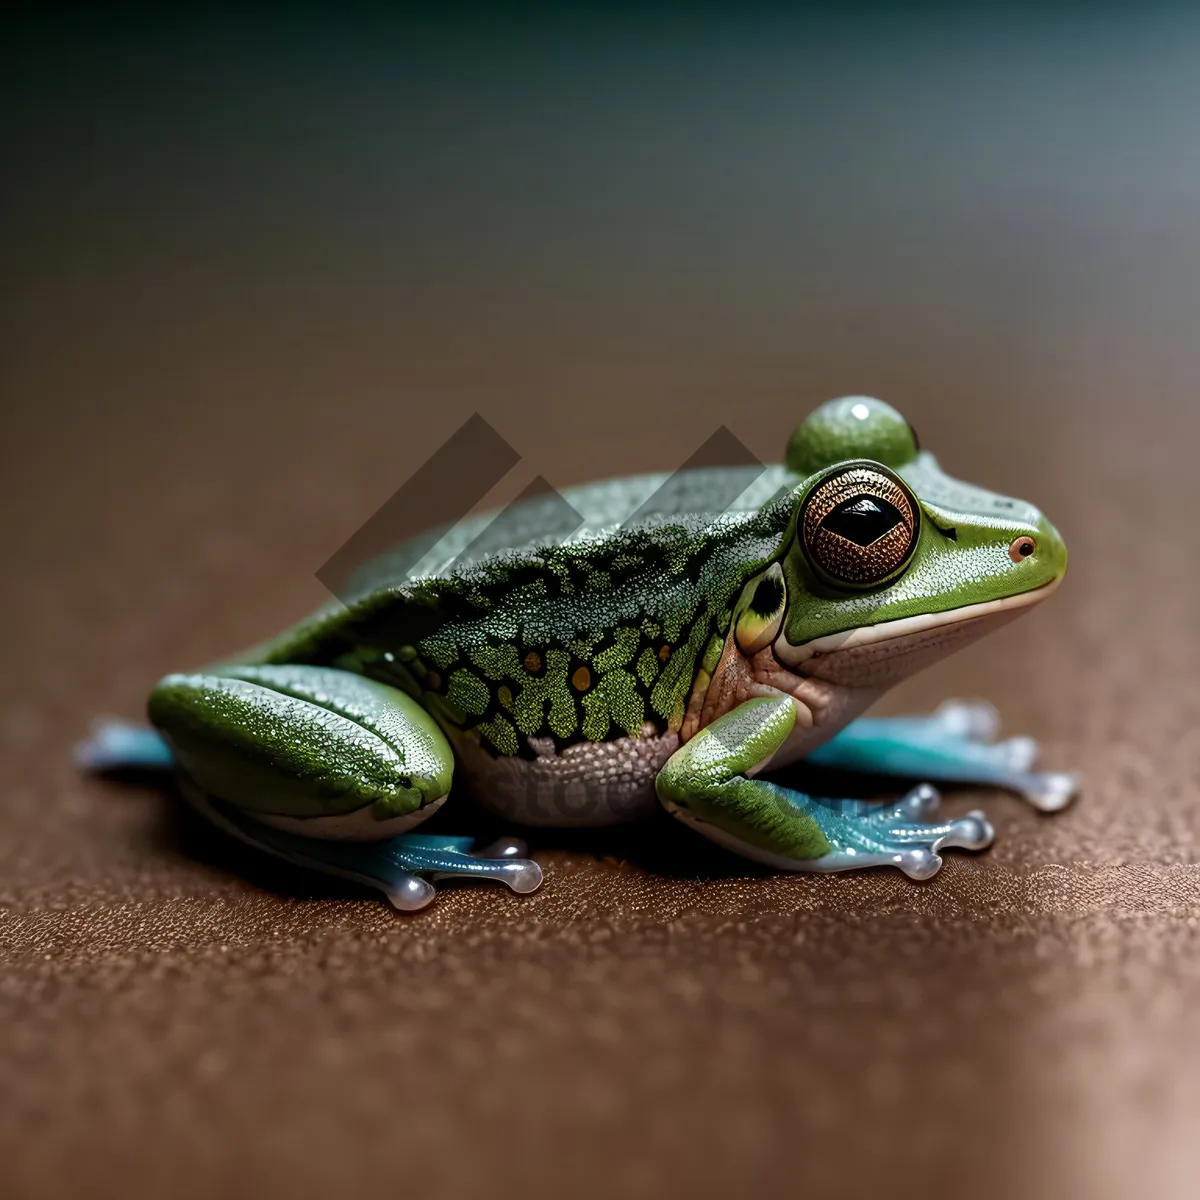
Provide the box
[79,397,1076,910]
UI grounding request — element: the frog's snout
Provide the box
[1026,515,1068,583]
[991,510,1066,604]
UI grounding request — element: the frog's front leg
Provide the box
[656,697,993,879]
[86,665,541,911]
[804,700,1079,813]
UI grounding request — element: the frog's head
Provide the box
[736,396,1067,691]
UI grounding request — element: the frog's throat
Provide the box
[772,574,1064,668]
[680,572,1062,756]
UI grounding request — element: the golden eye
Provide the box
[1009,535,1036,563]
[735,563,787,654]
[800,463,919,587]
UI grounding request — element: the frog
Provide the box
[77,396,1076,910]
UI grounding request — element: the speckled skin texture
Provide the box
[7,15,1200,1200]
[256,474,792,759]
[453,722,680,826]
[150,665,453,821]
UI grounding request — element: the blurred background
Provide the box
[3,6,1199,1199]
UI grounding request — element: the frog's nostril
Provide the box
[1009,535,1037,562]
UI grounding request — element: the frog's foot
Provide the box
[73,718,175,772]
[185,785,542,912]
[804,699,1079,813]
[387,833,543,902]
[920,699,1002,741]
[658,697,995,880]
[798,786,993,879]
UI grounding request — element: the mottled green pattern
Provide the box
[319,507,788,755]
[252,477,794,757]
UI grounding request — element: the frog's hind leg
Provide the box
[140,664,542,912]
[804,700,1079,813]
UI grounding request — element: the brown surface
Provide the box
[4,15,1200,1200]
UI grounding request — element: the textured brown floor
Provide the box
[4,15,1200,1200]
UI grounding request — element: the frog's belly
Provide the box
[450,725,681,827]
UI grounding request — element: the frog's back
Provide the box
[248,466,796,825]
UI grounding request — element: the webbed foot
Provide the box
[800,784,993,879]
[186,785,543,913]
[805,699,1080,813]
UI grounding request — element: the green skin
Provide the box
[146,397,1068,880]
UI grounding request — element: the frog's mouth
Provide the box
[772,575,1063,690]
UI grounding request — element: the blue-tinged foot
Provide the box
[796,783,993,879]
[184,781,543,912]
[805,700,1079,813]
[74,717,175,772]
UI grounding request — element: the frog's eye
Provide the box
[800,462,920,588]
[735,563,787,655]
[1009,535,1036,562]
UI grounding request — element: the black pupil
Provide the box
[1020,540,1033,556]
[751,575,784,615]
[821,495,904,547]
